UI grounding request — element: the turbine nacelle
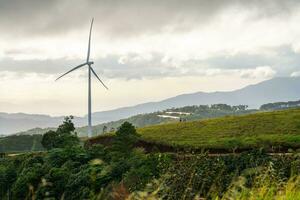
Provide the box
[88,61,94,65]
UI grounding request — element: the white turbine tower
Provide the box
[56,18,108,138]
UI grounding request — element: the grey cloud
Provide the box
[97,45,300,78]
[0,57,83,74]
[0,53,186,79]
[98,53,178,79]
[1,45,300,79]
[4,48,43,56]
[198,45,300,76]
[0,0,299,38]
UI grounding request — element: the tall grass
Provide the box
[128,175,300,200]
[221,176,300,200]
[127,153,300,200]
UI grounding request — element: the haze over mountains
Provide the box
[1,77,300,135]
[91,77,300,121]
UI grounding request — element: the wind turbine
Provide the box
[56,18,108,138]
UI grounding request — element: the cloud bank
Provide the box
[0,0,299,38]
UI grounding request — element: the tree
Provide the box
[41,116,79,150]
[102,126,107,134]
[56,116,75,134]
[41,130,58,150]
[111,122,140,157]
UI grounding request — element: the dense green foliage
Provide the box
[41,116,79,150]
[130,151,300,200]
[0,121,169,199]
[137,108,300,149]
[2,147,300,199]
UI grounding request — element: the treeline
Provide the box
[260,99,300,110]
[166,103,248,113]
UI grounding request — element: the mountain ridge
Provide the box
[91,77,300,121]
[1,77,300,135]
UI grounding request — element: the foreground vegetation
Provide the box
[1,117,300,199]
[0,119,168,199]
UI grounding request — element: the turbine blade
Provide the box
[90,67,108,90]
[56,63,87,81]
[86,18,94,62]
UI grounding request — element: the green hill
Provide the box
[77,104,254,137]
[137,108,300,149]
[0,134,44,153]
[91,108,300,151]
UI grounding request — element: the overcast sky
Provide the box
[1,0,300,116]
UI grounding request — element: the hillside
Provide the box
[91,108,300,151]
[2,77,300,135]
[138,108,300,149]
[91,77,300,122]
[4,103,300,153]
[0,113,61,135]
[0,134,44,152]
[77,104,254,137]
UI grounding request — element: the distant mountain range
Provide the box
[1,77,300,135]
[0,113,64,135]
[90,76,300,121]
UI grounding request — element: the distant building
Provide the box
[165,111,191,115]
[157,115,180,119]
